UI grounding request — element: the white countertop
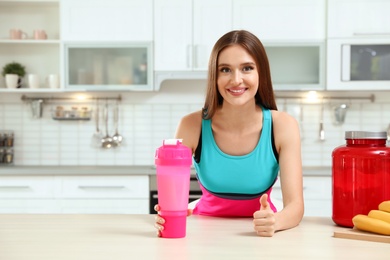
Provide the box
[0,214,387,260]
[0,165,331,176]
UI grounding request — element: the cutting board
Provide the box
[334,228,390,244]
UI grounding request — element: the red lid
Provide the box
[155,139,192,166]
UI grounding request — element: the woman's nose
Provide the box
[231,70,243,85]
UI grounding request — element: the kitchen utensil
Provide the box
[319,99,325,141]
[101,102,112,149]
[30,99,44,118]
[334,229,390,244]
[111,101,123,147]
[91,100,103,148]
[332,103,348,125]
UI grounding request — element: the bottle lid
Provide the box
[345,131,387,139]
[155,139,192,166]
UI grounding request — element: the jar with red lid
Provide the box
[332,131,390,227]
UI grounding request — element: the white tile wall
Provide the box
[1,82,390,167]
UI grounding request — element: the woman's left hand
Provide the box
[253,194,276,237]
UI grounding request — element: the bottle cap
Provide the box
[155,139,192,166]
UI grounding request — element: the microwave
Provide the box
[327,39,390,90]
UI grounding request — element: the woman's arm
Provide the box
[253,110,304,236]
[273,110,304,231]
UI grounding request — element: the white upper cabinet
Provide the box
[61,0,153,41]
[328,0,390,38]
[154,0,232,71]
[233,0,326,41]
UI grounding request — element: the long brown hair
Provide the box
[203,30,277,119]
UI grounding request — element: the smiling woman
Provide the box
[154,30,304,237]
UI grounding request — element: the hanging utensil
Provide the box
[319,99,325,141]
[101,101,113,149]
[91,99,103,148]
[112,101,123,147]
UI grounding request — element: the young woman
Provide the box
[154,30,304,237]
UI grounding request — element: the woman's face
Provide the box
[217,44,259,107]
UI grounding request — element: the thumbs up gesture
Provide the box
[253,194,276,237]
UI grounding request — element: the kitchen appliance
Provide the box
[332,131,390,227]
[327,38,390,90]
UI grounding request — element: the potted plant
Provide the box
[2,62,26,88]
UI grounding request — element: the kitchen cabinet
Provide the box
[0,175,149,214]
[0,0,61,90]
[327,0,390,38]
[64,43,153,91]
[271,176,331,217]
[60,0,153,41]
[232,0,326,41]
[265,43,325,90]
[153,0,232,72]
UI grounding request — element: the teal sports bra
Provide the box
[193,107,280,200]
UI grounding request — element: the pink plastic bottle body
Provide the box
[155,139,192,238]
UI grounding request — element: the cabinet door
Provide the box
[271,176,331,217]
[154,0,192,71]
[233,0,326,41]
[61,0,153,41]
[192,0,233,70]
[328,0,390,38]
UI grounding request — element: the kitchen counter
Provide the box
[0,165,331,176]
[0,215,388,259]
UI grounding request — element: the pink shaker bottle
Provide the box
[155,139,192,238]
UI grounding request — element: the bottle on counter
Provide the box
[332,131,390,227]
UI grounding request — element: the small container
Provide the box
[70,106,78,118]
[0,148,4,163]
[4,132,14,147]
[332,131,390,227]
[0,133,4,147]
[55,106,64,117]
[4,148,13,164]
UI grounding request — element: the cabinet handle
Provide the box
[0,186,31,190]
[78,186,126,190]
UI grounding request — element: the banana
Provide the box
[368,210,390,224]
[379,201,390,213]
[352,214,390,236]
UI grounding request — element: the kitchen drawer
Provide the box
[59,199,149,214]
[0,176,57,199]
[0,199,60,213]
[60,175,149,199]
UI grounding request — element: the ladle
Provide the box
[112,101,123,147]
[91,99,103,148]
[101,102,113,149]
[319,99,325,141]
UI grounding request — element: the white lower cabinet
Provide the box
[0,175,149,214]
[271,176,332,217]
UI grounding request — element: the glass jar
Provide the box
[332,131,390,227]
[4,132,14,147]
[4,148,13,164]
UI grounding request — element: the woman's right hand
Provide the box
[153,204,193,237]
[153,204,165,237]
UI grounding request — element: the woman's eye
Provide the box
[219,67,230,73]
[242,66,254,72]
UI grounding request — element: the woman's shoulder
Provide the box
[180,110,203,127]
[175,110,203,151]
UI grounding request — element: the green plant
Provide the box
[1,62,26,77]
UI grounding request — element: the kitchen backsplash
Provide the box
[1,81,389,167]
